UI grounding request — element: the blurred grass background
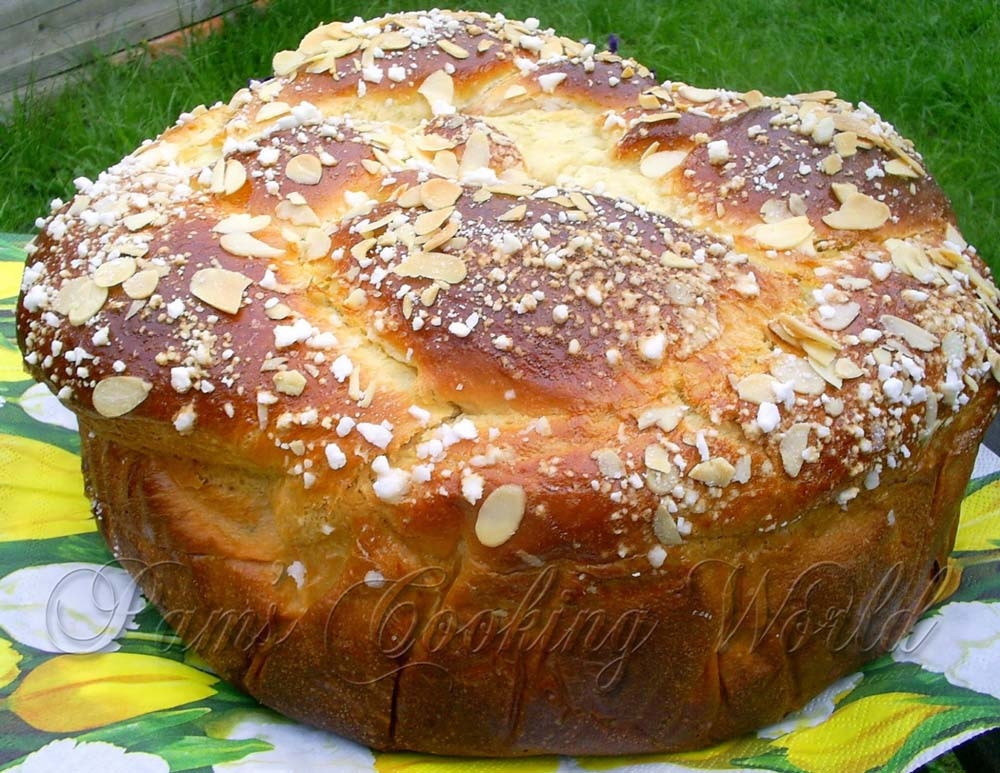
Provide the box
[1,0,997,274]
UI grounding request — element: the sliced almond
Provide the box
[286,154,323,185]
[817,302,860,331]
[273,369,307,396]
[417,69,455,114]
[223,160,247,195]
[350,238,376,261]
[421,218,461,252]
[806,355,842,389]
[770,354,826,395]
[433,150,460,178]
[678,85,718,103]
[637,405,687,432]
[117,243,149,260]
[415,206,454,235]
[275,199,319,226]
[884,158,920,178]
[819,153,843,175]
[644,443,673,473]
[415,134,458,153]
[689,458,735,487]
[640,150,688,179]
[459,130,491,176]
[987,348,1000,383]
[653,500,683,545]
[475,484,526,547]
[760,198,792,224]
[220,232,284,259]
[123,210,157,232]
[190,268,252,314]
[302,228,332,260]
[437,39,469,59]
[802,339,838,367]
[881,314,940,352]
[747,216,814,250]
[272,49,305,76]
[122,269,159,299]
[822,192,890,230]
[420,178,462,210]
[774,313,842,350]
[834,358,865,379]
[392,252,467,284]
[93,257,136,288]
[593,449,625,479]
[396,186,424,208]
[780,423,812,477]
[833,131,858,157]
[659,251,697,269]
[498,204,527,222]
[255,101,291,122]
[213,214,271,234]
[504,84,528,101]
[92,376,152,418]
[374,31,410,50]
[57,277,108,325]
[735,373,778,404]
[886,239,935,283]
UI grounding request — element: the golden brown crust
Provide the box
[15,8,1000,756]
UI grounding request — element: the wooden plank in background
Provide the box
[0,0,251,99]
[1,0,77,31]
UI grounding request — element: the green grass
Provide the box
[1,0,998,275]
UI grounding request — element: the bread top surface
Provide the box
[16,10,1000,571]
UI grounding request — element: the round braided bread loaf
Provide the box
[16,9,1000,756]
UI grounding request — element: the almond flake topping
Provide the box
[92,376,152,418]
[123,211,157,232]
[780,423,812,477]
[418,70,455,115]
[56,277,108,325]
[213,214,272,234]
[640,150,687,179]
[190,268,253,314]
[286,154,323,185]
[393,252,467,284]
[689,458,735,487]
[436,39,469,59]
[272,50,305,76]
[220,232,285,259]
[475,484,526,547]
[880,314,940,352]
[93,257,136,288]
[653,501,683,545]
[420,179,462,210]
[122,270,159,300]
[747,216,814,250]
[822,189,890,230]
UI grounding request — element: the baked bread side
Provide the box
[17,9,1000,756]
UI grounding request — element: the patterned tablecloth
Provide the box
[1,232,999,772]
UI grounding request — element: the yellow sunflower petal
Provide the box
[0,261,25,301]
[0,434,94,541]
[0,346,29,383]
[773,692,946,773]
[955,479,1000,552]
[0,636,22,688]
[574,734,774,770]
[7,652,217,732]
